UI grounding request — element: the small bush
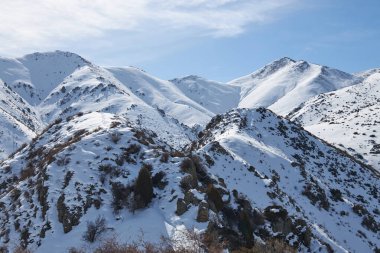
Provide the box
[126,144,141,154]
[83,216,107,243]
[98,164,115,175]
[13,245,33,253]
[152,171,168,189]
[111,182,132,212]
[180,158,193,173]
[353,204,368,216]
[330,188,343,202]
[19,165,35,180]
[110,121,121,128]
[233,239,295,253]
[10,188,22,202]
[362,215,380,233]
[56,156,71,166]
[302,182,330,211]
[20,227,30,249]
[63,171,74,189]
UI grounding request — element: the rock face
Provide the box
[176,198,189,216]
[196,201,209,222]
[184,191,201,206]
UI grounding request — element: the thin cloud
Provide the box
[0,0,300,56]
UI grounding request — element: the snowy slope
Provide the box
[38,64,194,149]
[106,68,214,127]
[170,75,241,114]
[0,107,378,253]
[228,58,362,116]
[288,70,380,170]
[0,112,202,252]
[0,80,42,159]
[195,108,380,253]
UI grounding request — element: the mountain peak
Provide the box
[20,50,89,63]
[170,75,204,83]
[275,56,296,64]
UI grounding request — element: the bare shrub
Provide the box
[160,152,169,163]
[125,144,141,154]
[82,216,107,243]
[19,165,35,180]
[233,239,295,253]
[56,156,71,166]
[111,182,133,212]
[152,171,168,189]
[13,245,33,253]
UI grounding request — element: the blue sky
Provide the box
[1,0,379,82]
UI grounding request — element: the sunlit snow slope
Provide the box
[229,57,362,116]
[289,69,380,170]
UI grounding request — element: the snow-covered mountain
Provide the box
[288,69,380,170]
[0,51,90,105]
[0,53,365,158]
[0,51,379,252]
[170,57,362,117]
[229,57,362,116]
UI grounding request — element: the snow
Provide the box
[196,108,380,253]
[289,71,380,170]
[170,75,241,115]
[0,51,379,253]
[228,58,362,116]
[0,80,42,159]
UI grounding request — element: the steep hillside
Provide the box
[194,108,380,253]
[229,57,362,116]
[288,70,380,170]
[0,80,42,159]
[0,108,378,253]
[0,111,197,252]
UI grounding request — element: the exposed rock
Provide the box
[175,198,188,216]
[184,191,201,205]
[197,201,209,222]
[272,217,293,235]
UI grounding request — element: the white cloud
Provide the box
[0,0,299,56]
